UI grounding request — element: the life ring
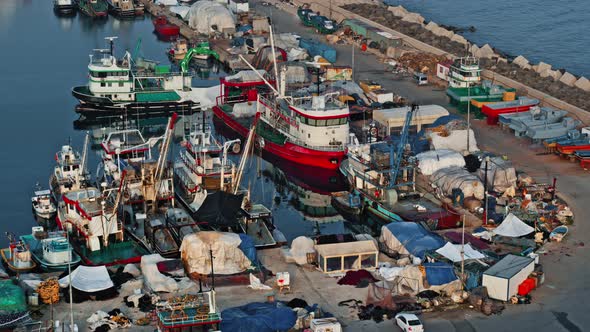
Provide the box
[232,142,241,154]
[369,127,378,137]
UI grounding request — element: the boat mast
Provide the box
[269,26,280,92]
[79,132,90,183]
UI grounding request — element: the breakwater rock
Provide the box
[342,3,590,111]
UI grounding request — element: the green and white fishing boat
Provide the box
[20,227,81,272]
[72,37,209,118]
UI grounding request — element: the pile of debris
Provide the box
[396,52,448,74]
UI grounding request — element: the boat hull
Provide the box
[56,214,148,266]
[213,105,346,170]
[1,249,37,273]
[72,86,203,117]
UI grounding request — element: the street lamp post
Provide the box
[466,86,471,153]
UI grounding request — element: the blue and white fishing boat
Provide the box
[20,227,81,271]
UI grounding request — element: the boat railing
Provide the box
[216,94,249,106]
[286,136,346,152]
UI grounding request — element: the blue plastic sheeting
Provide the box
[220,302,297,332]
[423,262,458,286]
[299,38,336,63]
[238,234,258,265]
[383,222,445,258]
[238,24,253,32]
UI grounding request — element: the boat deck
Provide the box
[73,240,148,266]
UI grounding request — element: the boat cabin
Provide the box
[239,204,276,248]
[31,226,74,265]
[61,187,123,252]
[447,56,482,88]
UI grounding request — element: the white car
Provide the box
[395,313,424,332]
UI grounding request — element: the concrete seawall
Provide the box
[281,0,589,123]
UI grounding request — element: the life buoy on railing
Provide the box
[369,127,378,137]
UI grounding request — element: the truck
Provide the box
[297,3,337,34]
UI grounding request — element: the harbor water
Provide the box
[0,0,368,247]
[384,0,590,77]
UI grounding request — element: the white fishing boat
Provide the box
[20,227,81,271]
[174,122,240,213]
[49,136,91,202]
[31,188,57,219]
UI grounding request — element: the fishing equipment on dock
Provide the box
[37,278,60,304]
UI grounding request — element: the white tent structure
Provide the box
[493,213,534,237]
[59,266,114,292]
[187,1,236,34]
[180,232,253,275]
[435,242,486,263]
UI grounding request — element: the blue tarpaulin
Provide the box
[298,38,336,63]
[220,302,297,332]
[238,233,258,265]
[381,222,445,258]
[423,262,458,286]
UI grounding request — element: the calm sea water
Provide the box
[0,0,362,247]
[384,0,590,77]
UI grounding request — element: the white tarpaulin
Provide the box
[430,129,479,152]
[155,0,178,5]
[493,213,534,237]
[478,157,517,193]
[225,70,267,83]
[187,0,235,34]
[232,102,258,118]
[141,254,179,293]
[286,236,315,265]
[416,149,466,175]
[181,232,253,275]
[435,242,486,263]
[170,5,191,20]
[431,166,485,199]
[59,266,114,292]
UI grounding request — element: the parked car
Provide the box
[395,313,424,332]
[414,72,428,85]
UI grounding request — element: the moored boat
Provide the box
[1,233,37,273]
[212,71,349,170]
[72,37,206,117]
[153,16,180,38]
[77,0,109,18]
[107,0,136,18]
[239,204,282,248]
[168,39,189,61]
[481,97,540,125]
[174,122,240,212]
[165,207,201,245]
[20,227,81,271]
[31,187,57,219]
[125,213,180,258]
[49,136,91,202]
[56,186,148,266]
[53,0,76,13]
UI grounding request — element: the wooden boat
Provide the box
[20,227,81,271]
[168,39,189,61]
[153,16,180,38]
[1,234,37,273]
[549,225,568,242]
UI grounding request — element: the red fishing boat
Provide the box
[212,71,349,170]
[481,97,539,125]
[153,15,180,38]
